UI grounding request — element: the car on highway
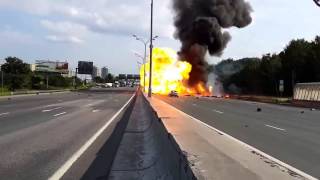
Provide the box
[169,90,179,97]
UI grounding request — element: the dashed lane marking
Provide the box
[0,112,10,116]
[265,124,286,131]
[53,112,67,117]
[212,109,224,114]
[42,107,62,112]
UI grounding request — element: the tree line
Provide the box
[0,57,77,91]
[214,36,320,96]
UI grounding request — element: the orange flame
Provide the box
[140,47,211,96]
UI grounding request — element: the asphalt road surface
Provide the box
[158,95,320,179]
[0,88,135,180]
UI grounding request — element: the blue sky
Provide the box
[0,0,320,74]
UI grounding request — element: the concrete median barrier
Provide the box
[108,91,196,180]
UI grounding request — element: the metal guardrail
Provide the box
[9,90,71,96]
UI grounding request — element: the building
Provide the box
[101,67,109,79]
[92,66,98,78]
[97,67,101,77]
[29,64,36,72]
[67,70,76,78]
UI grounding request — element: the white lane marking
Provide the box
[85,104,93,107]
[42,107,62,112]
[53,112,67,117]
[44,104,57,108]
[192,103,197,106]
[212,109,224,114]
[265,124,286,131]
[92,109,100,113]
[49,93,135,180]
[0,112,10,116]
[157,99,317,180]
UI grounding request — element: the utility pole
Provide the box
[148,0,154,98]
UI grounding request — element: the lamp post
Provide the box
[132,35,147,92]
[132,34,158,93]
[136,61,142,74]
[0,66,3,96]
[74,68,78,90]
[148,0,154,97]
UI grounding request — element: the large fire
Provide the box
[140,47,211,96]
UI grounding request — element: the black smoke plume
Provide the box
[173,0,252,87]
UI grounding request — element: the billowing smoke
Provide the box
[172,0,252,87]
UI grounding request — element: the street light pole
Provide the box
[1,67,3,96]
[148,0,154,98]
[132,35,148,92]
[75,68,78,90]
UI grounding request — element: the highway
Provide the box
[0,88,135,180]
[157,95,320,179]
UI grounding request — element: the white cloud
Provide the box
[45,35,83,44]
[0,0,176,39]
[40,20,87,43]
[41,20,88,36]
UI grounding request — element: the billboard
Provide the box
[119,74,127,80]
[78,61,94,75]
[35,60,69,74]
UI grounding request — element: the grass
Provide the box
[0,85,93,96]
[0,87,11,96]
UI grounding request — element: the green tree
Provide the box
[309,36,320,81]
[280,39,312,95]
[31,75,43,90]
[1,57,31,91]
[105,73,115,83]
[259,54,282,95]
[94,76,104,83]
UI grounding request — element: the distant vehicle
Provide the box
[169,90,179,97]
[113,81,120,88]
[224,94,230,98]
[106,83,113,88]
